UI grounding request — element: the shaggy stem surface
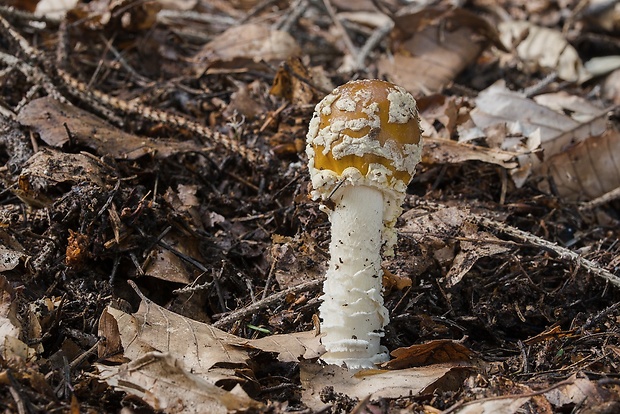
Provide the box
[319,184,389,369]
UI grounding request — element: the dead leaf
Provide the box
[17,97,202,160]
[445,226,512,288]
[540,130,620,200]
[223,80,264,120]
[0,230,28,273]
[543,374,605,408]
[383,339,474,370]
[379,7,502,95]
[65,230,90,270]
[523,325,576,345]
[271,234,326,289]
[270,57,315,105]
[453,396,531,414]
[15,148,113,207]
[301,362,470,412]
[423,137,519,168]
[417,95,460,140]
[499,21,590,83]
[602,68,620,104]
[97,351,262,414]
[470,81,608,186]
[0,275,30,360]
[248,330,323,363]
[142,227,202,285]
[97,308,125,363]
[472,82,607,156]
[194,23,300,74]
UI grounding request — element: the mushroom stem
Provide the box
[319,184,390,369]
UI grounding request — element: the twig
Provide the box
[212,278,323,329]
[441,376,578,414]
[355,20,393,69]
[411,198,620,288]
[579,186,620,211]
[274,0,309,32]
[472,214,620,287]
[0,13,261,163]
[321,0,359,64]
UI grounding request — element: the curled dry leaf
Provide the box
[422,137,519,168]
[270,57,316,106]
[97,351,262,414]
[0,274,31,361]
[382,339,474,370]
[499,21,590,83]
[15,148,113,207]
[17,97,203,160]
[540,130,620,200]
[379,7,502,95]
[417,94,460,140]
[444,227,512,288]
[301,362,471,412]
[523,325,576,345]
[400,206,511,287]
[0,230,28,273]
[194,23,301,74]
[98,296,322,412]
[602,68,620,104]
[470,81,608,186]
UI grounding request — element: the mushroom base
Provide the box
[319,184,390,370]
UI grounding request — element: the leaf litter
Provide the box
[0,0,620,413]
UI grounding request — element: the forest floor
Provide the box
[1,0,620,413]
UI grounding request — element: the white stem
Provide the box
[319,184,389,369]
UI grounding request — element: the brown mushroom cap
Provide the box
[306,79,422,199]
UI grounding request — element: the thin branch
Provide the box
[212,278,323,329]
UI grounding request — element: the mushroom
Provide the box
[306,79,422,369]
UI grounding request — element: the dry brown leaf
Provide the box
[142,234,199,284]
[523,325,576,345]
[97,308,125,363]
[97,352,262,414]
[603,68,620,105]
[0,275,25,360]
[97,296,328,412]
[400,206,511,287]
[540,129,620,200]
[581,0,620,32]
[301,362,470,412]
[543,374,605,408]
[470,82,608,186]
[0,230,27,273]
[194,24,300,73]
[445,227,512,288]
[100,295,323,370]
[499,21,589,83]
[379,7,502,95]
[382,339,474,370]
[423,137,519,168]
[15,148,113,207]
[223,80,264,120]
[472,82,607,156]
[400,206,469,247]
[453,396,531,414]
[17,97,202,160]
[418,95,460,139]
[270,57,315,106]
[249,331,323,363]
[102,302,250,376]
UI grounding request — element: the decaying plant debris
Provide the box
[1,0,620,412]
